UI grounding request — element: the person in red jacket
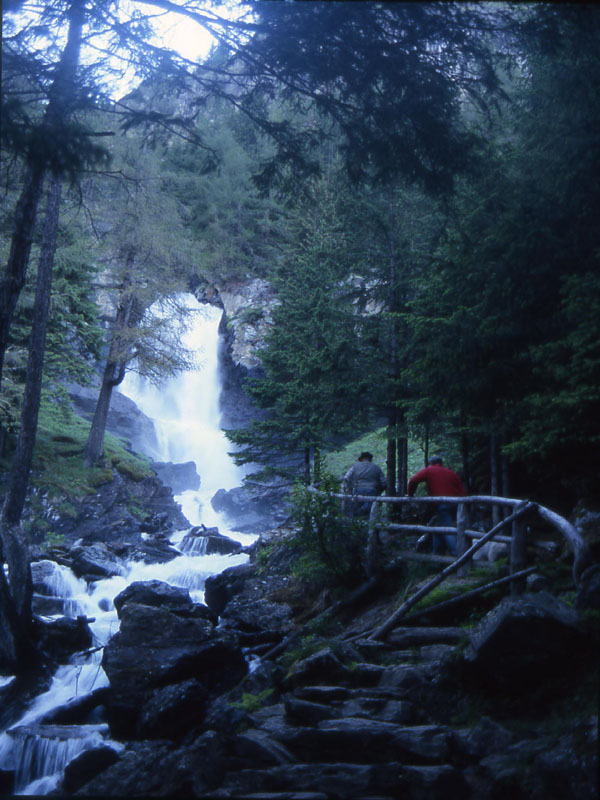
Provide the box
[407,456,466,555]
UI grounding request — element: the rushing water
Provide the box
[0,295,255,794]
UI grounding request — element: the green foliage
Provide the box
[289,474,369,589]
[43,530,66,550]
[28,400,152,499]
[230,689,274,714]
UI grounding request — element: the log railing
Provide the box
[307,488,591,640]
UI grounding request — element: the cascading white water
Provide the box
[119,295,253,545]
[0,294,256,794]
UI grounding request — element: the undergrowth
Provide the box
[1,399,152,504]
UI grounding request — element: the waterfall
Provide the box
[0,294,256,794]
[119,295,253,545]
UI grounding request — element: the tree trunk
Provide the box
[397,436,407,495]
[386,425,397,497]
[0,0,85,389]
[0,177,62,673]
[0,169,45,386]
[490,431,500,526]
[303,446,311,485]
[460,412,470,490]
[3,177,61,527]
[83,271,135,467]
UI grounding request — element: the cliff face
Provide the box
[193,276,278,429]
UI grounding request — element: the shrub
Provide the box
[290,473,369,589]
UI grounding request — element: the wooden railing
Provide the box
[307,488,591,641]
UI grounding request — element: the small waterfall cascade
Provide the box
[0,294,256,794]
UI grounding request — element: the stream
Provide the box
[0,296,256,794]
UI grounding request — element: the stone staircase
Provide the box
[208,626,472,799]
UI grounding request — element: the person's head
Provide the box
[358,451,373,462]
[428,455,443,466]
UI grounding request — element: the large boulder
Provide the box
[204,563,255,615]
[101,602,247,737]
[69,543,127,580]
[464,592,587,691]
[68,383,158,454]
[32,615,93,663]
[137,679,209,740]
[151,461,200,493]
[112,580,193,617]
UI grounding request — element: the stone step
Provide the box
[245,715,450,766]
[216,760,466,799]
[385,626,467,648]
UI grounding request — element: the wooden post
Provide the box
[456,503,469,577]
[366,501,382,579]
[510,517,527,595]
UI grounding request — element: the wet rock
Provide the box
[269,718,449,765]
[179,526,243,556]
[31,560,61,596]
[464,592,587,690]
[102,603,247,737]
[62,745,120,793]
[399,764,469,800]
[211,483,290,533]
[38,687,109,725]
[204,563,256,615]
[451,716,515,760]
[32,594,65,616]
[283,695,337,726]
[232,729,296,767]
[33,616,93,663]
[113,580,193,617]
[69,543,127,580]
[122,537,181,564]
[0,769,14,795]
[282,648,352,691]
[151,461,200,493]
[68,384,157,456]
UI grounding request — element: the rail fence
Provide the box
[307,488,591,641]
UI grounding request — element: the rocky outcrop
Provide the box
[101,582,247,739]
[32,471,190,550]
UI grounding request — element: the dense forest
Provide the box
[1,1,599,665]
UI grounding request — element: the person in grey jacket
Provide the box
[343,451,386,517]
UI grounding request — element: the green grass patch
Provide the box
[323,427,458,486]
[27,400,152,499]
